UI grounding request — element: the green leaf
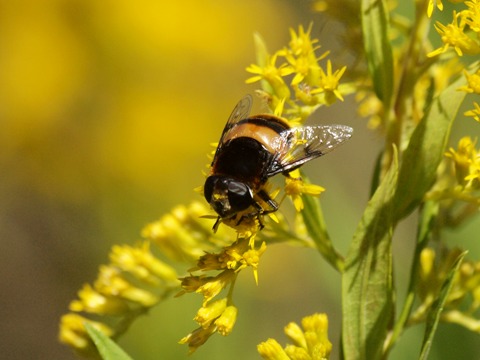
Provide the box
[301,193,344,272]
[361,0,394,107]
[369,151,384,197]
[419,251,468,360]
[85,322,134,360]
[342,147,398,360]
[252,32,274,94]
[394,74,468,220]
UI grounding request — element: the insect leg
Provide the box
[212,217,221,233]
[255,189,279,214]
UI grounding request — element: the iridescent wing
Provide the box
[211,95,253,164]
[266,124,353,177]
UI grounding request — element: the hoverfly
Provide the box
[204,95,352,230]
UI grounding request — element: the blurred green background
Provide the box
[1,1,479,359]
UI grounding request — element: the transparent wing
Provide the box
[218,95,252,144]
[211,95,253,164]
[267,124,353,176]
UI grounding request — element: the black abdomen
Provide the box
[213,137,272,184]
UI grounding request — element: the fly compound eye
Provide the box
[227,181,252,211]
[204,176,216,202]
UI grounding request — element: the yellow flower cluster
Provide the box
[179,297,239,351]
[445,136,480,190]
[178,236,267,353]
[460,69,480,122]
[414,247,480,333]
[144,202,272,352]
[59,195,277,356]
[426,137,480,227]
[58,241,179,357]
[246,24,352,123]
[59,201,245,356]
[428,1,480,122]
[244,26,342,224]
[284,169,325,212]
[142,201,234,262]
[258,313,332,360]
[429,11,480,57]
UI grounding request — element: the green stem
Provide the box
[382,0,431,175]
[383,200,439,355]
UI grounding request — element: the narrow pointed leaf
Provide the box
[362,0,394,107]
[301,193,344,272]
[394,74,468,220]
[419,251,467,360]
[85,323,133,360]
[342,148,398,360]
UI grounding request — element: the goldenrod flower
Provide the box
[445,136,480,187]
[459,69,480,94]
[284,170,325,212]
[287,54,321,86]
[246,24,349,124]
[258,313,332,360]
[195,269,236,304]
[417,248,439,304]
[223,237,252,267]
[142,206,207,263]
[142,202,234,263]
[194,298,228,328]
[428,0,444,18]
[181,299,239,351]
[177,229,269,348]
[215,305,238,336]
[258,338,291,360]
[193,237,250,273]
[298,313,332,358]
[194,251,230,272]
[288,23,320,57]
[59,239,180,356]
[284,321,307,349]
[94,265,159,307]
[233,241,267,284]
[282,25,329,87]
[446,136,477,167]
[465,157,480,185]
[414,248,480,333]
[465,101,480,122]
[356,91,384,129]
[176,274,208,294]
[429,11,480,57]
[179,323,217,354]
[59,314,113,357]
[110,242,178,286]
[246,53,293,99]
[463,0,480,32]
[316,60,347,104]
[69,284,129,315]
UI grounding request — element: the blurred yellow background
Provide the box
[1,1,479,359]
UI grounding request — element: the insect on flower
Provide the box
[204,95,353,231]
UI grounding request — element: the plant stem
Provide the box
[383,201,439,355]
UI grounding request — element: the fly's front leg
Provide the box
[212,217,221,232]
[255,189,278,214]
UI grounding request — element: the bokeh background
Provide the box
[1,1,479,359]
